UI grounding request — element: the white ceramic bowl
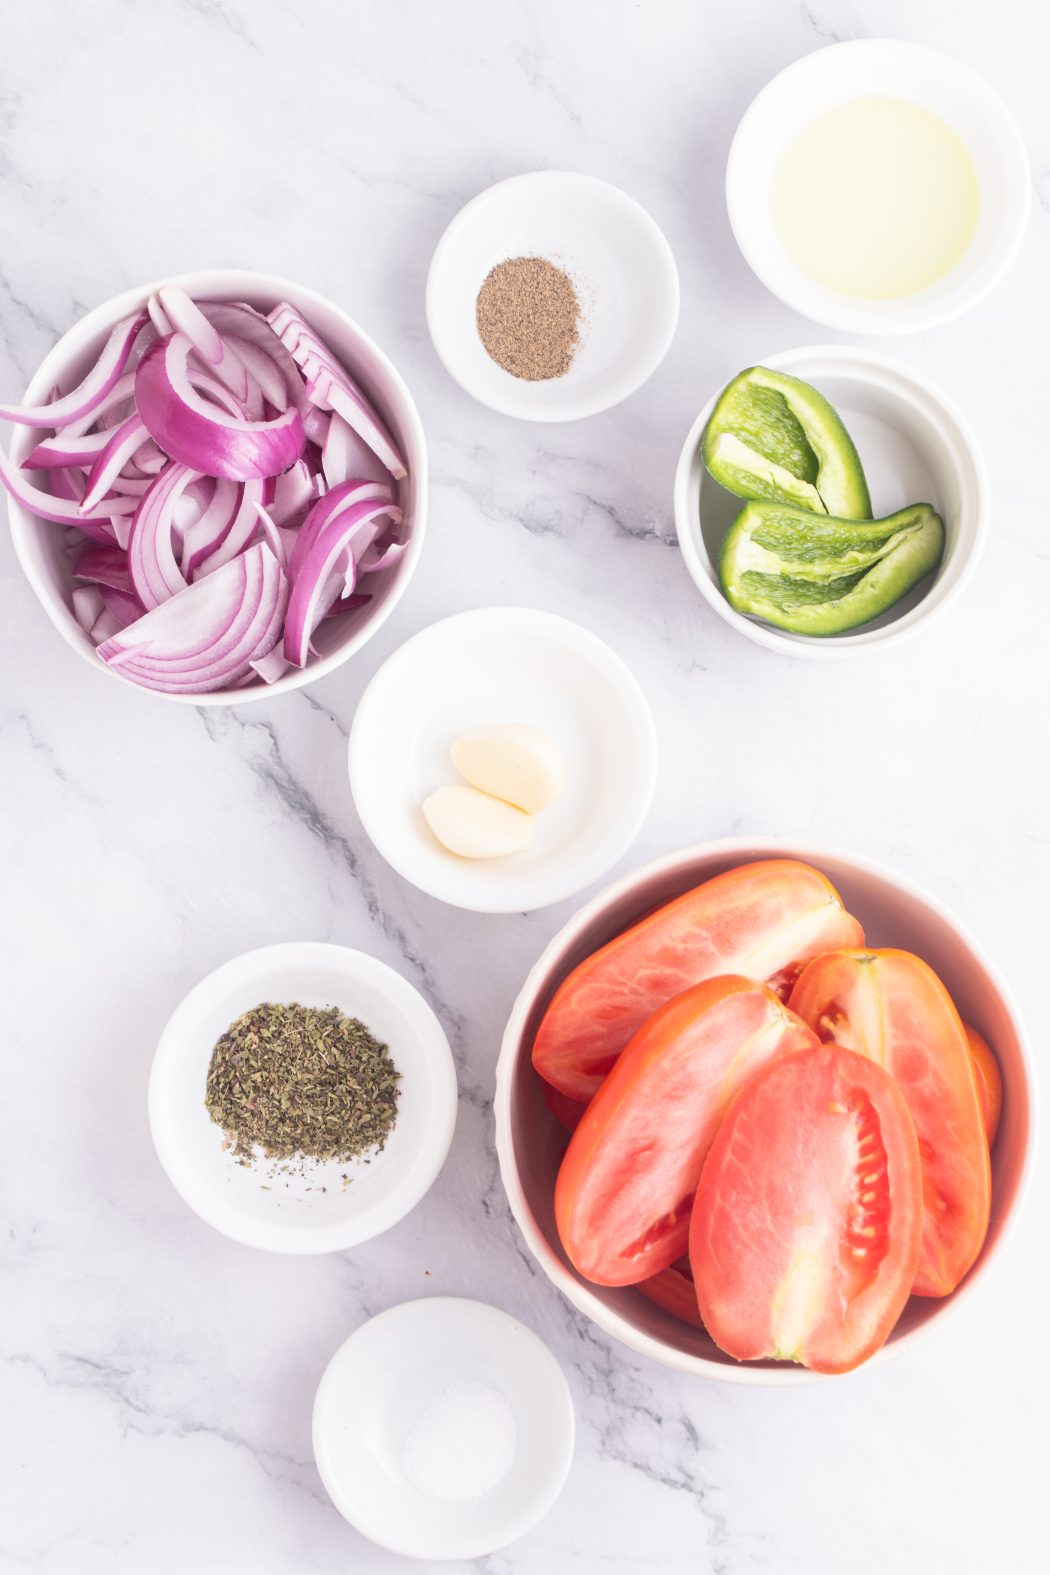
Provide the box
[426,172,679,421]
[495,837,1037,1385]
[148,943,457,1253]
[6,268,427,705]
[674,344,989,657]
[313,1297,574,1560]
[348,607,658,913]
[726,39,1030,334]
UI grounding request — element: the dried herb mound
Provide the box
[205,1002,400,1165]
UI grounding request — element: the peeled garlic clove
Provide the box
[450,724,564,814]
[422,784,532,860]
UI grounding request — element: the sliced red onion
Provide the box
[4,290,412,695]
[303,406,329,445]
[224,335,289,413]
[158,288,224,369]
[270,459,316,526]
[268,302,406,480]
[133,440,167,475]
[284,497,397,667]
[194,478,267,576]
[250,645,291,684]
[357,536,409,575]
[0,445,136,528]
[135,335,305,481]
[81,414,150,513]
[24,430,112,469]
[89,606,123,644]
[108,474,153,496]
[128,463,198,608]
[147,294,173,337]
[0,312,150,429]
[200,303,306,407]
[73,542,139,596]
[98,542,288,694]
[72,584,104,633]
[252,502,288,570]
[179,478,240,577]
[322,413,356,487]
[289,478,395,580]
[58,372,138,438]
[100,586,145,631]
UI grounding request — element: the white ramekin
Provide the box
[674,344,989,657]
[726,40,1030,335]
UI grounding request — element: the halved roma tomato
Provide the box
[533,859,863,1101]
[636,1258,705,1330]
[965,1023,1002,1148]
[554,976,817,1286]
[540,1079,588,1134]
[789,950,991,1297]
[690,1043,923,1374]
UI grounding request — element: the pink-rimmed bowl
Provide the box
[495,837,1036,1385]
[6,267,427,705]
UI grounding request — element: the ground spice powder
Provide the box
[475,256,580,381]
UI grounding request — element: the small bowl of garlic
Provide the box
[348,607,658,913]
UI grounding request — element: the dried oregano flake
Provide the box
[205,1001,400,1166]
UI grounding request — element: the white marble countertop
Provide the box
[2,3,1047,1572]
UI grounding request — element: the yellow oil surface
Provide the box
[772,96,981,300]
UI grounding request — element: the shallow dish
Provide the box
[348,607,658,913]
[148,943,456,1253]
[426,171,679,421]
[726,39,1030,334]
[6,267,427,705]
[674,344,989,657]
[313,1297,574,1560]
[495,837,1036,1385]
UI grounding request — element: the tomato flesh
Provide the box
[555,976,817,1286]
[636,1258,705,1329]
[540,1078,587,1134]
[965,1023,1002,1148]
[789,949,991,1297]
[690,1043,923,1374]
[533,860,863,1101]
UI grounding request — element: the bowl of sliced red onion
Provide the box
[3,269,425,702]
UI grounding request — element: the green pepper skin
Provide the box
[703,367,872,520]
[719,501,945,636]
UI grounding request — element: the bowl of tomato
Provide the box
[494,838,1036,1382]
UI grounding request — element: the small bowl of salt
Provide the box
[312,1297,574,1560]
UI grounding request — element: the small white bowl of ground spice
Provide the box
[426,171,679,421]
[148,943,457,1254]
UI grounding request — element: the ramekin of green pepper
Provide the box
[674,346,989,657]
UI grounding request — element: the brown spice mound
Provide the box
[475,256,580,381]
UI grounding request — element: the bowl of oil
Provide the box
[725,39,1030,334]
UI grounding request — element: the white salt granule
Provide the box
[400,1379,517,1502]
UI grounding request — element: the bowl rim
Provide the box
[494,834,1039,1385]
[725,38,1032,335]
[6,266,428,705]
[147,940,458,1254]
[346,604,659,913]
[311,1295,575,1559]
[425,169,681,423]
[673,342,991,659]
